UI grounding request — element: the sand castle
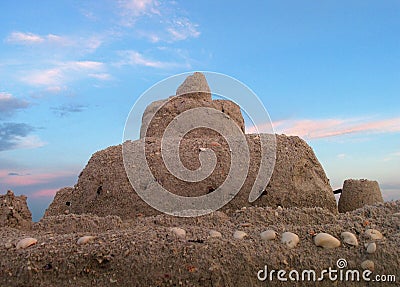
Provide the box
[45,72,338,219]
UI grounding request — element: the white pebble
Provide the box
[366,242,377,253]
[77,236,95,245]
[233,230,247,240]
[361,260,375,271]
[260,230,276,241]
[314,233,341,249]
[341,232,358,246]
[170,227,186,239]
[209,230,222,238]
[281,232,299,249]
[365,229,383,240]
[16,237,37,250]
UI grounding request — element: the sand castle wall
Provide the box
[0,190,32,229]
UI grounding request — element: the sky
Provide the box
[0,0,399,221]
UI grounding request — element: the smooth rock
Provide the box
[341,232,358,246]
[365,229,383,240]
[170,227,186,239]
[366,242,377,253]
[77,235,95,245]
[281,232,299,249]
[314,233,341,249]
[209,230,222,238]
[233,230,247,240]
[260,230,277,241]
[16,237,37,249]
[361,260,375,271]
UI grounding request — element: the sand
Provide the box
[1,201,399,286]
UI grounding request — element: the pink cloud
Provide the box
[30,188,59,198]
[247,117,400,140]
[0,170,75,186]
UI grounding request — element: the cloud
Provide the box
[51,104,88,116]
[167,18,201,41]
[383,151,400,162]
[117,50,179,68]
[6,32,72,46]
[88,73,112,80]
[0,93,30,118]
[0,169,75,186]
[30,188,59,198]
[0,123,45,151]
[5,31,102,52]
[118,0,160,26]
[247,117,400,139]
[5,32,45,44]
[115,1,200,43]
[21,61,105,87]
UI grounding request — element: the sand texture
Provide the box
[1,201,399,286]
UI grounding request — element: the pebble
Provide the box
[366,242,377,253]
[209,230,222,238]
[77,236,95,245]
[365,229,383,240]
[281,232,299,249]
[361,260,375,271]
[233,230,247,240]
[260,230,277,241]
[16,237,37,250]
[170,227,186,239]
[314,233,341,249]
[4,242,13,249]
[341,232,358,246]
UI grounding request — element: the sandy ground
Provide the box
[1,201,399,287]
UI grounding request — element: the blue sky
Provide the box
[0,0,399,221]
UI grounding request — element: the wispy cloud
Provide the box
[0,169,75,186]
[88,73,112,80]
[6,32,46,44]
[167,18,200,41]
[6,31,72,46]
[117,50,182,68]
[0,93,30,119]
[21,61,105,87]
[0,123,45,151]
[118,0,160,26]
[115,0,200,43]
[383,151,400,162]
[30,188,59,198]
[5,31,103,54]
[247,117,400,139]
[51,103,88,117]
